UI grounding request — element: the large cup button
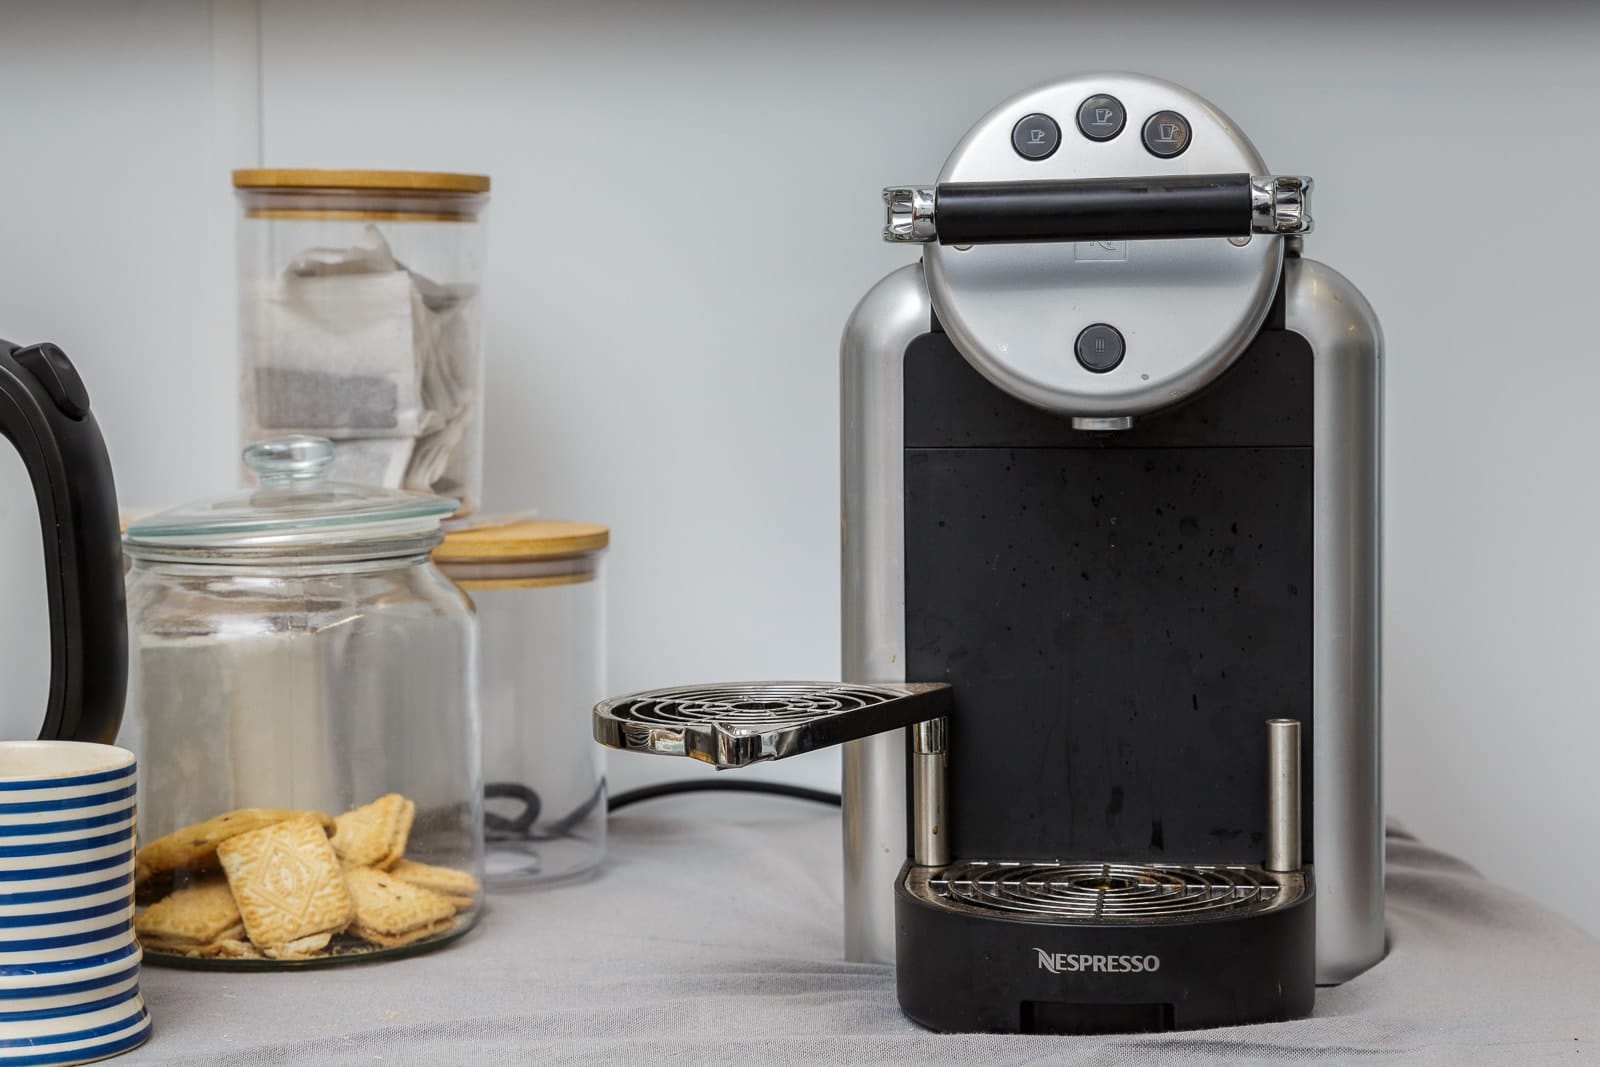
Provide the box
[1142,110,1192,158]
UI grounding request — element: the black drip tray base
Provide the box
[895,860,1315,1034]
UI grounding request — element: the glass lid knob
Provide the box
[244,435,335,486]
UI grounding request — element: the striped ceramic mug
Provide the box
[0,742,150,1066]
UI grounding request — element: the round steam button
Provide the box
[1011,113,1061,160]
[1075,324,1125,373]
[1076,95,1126,141]
[1142,110,1192,158]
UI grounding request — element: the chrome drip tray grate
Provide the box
[615,684,893,729]
[593,681,951,769]
[908,860,1305,925]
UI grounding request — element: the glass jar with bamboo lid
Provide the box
[233,168,491,515]
[434,520,610,887]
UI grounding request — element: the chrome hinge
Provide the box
[883,186,937,243]
[1250,175,1314,235]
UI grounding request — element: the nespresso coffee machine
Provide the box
[595,72,1382,1033]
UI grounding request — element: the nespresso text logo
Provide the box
[1035,948,1160,974]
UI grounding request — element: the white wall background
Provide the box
[2,1,1598,933]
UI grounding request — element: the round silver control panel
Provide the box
[925,72,1283,418]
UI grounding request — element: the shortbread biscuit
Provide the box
[386,859,481,901]
[196,938,262,960]
[136,808,334,885]
[343,865,456,946]
[356,915,456,949]
[141,924,248,958]
[135,881,242,947]
[330,794,415,869]
[218,816,354,951]
[261,931,333,960]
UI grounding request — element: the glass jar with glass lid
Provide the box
[121,435,482,968]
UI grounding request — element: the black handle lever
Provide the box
[0,341,127,744]
[939,174,1251,244]
[883,173,1312,246]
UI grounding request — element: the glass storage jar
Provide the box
[121,436,482,967]
[233,169,489,514]
[434,521,608,887]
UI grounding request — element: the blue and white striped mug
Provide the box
[0,742,150,1066]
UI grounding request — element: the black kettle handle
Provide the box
[0,340,126,744]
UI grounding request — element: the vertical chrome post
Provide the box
[911,718,949,867]
[1266,718,1302,873]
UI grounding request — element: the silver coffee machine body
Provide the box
[595,71,1382,1032]
[841,72,1382,990]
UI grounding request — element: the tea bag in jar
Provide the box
[245,226,477,495]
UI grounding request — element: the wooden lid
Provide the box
[232,169,490,194]
[435,520,609,562]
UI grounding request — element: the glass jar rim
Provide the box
[124,528,445,567]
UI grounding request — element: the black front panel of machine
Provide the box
[903,330,1313,865]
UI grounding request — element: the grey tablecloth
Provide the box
[120,809,1600,1066]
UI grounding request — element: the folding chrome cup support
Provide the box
[911,718,949,867]
[1266,718,1303,873]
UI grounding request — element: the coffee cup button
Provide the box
[1011,113,1061,161]
[1076,95,1126,141]
[1142,110,1192,158]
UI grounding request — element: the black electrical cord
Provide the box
[483,779,842,842]
[484,782,541,835]
[607,780,842,812]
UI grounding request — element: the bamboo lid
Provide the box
[233,169,490,194]
[435,520,609,563]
